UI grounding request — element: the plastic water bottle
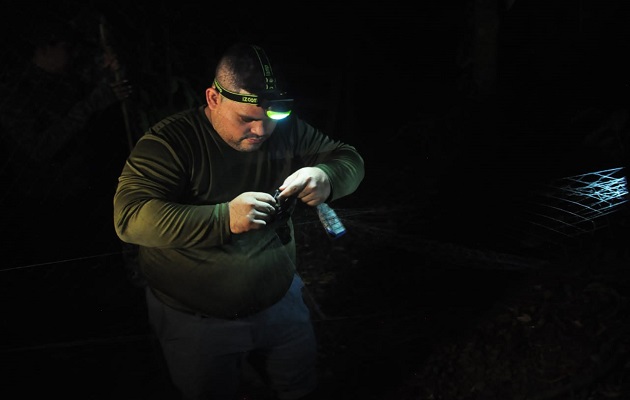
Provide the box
[316,203,346,239]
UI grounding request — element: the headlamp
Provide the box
[213,45,293,120]
[214,79,293,120]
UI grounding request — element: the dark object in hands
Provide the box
[271,189,296,244]
[272,189,297,224]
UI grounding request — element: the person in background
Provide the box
[113,42,365,399]
[0,15,132,267]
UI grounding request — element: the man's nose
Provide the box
[250,120,268,136]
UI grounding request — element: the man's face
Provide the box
[37,41,77,74]
[209,89,278,152]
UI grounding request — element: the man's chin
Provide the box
[239,138,264,151]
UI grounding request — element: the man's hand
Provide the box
[228,192,277,234]
[109,79,133,101]
[278,167,331,207]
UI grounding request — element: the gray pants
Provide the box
[146,274,317,400]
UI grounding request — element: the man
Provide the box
[0,16,132,267]
[113,43,365,399]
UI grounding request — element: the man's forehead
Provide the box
[227,99,267,119]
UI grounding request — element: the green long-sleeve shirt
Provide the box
[114,105,364,318]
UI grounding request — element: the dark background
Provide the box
[3,0,629,193]
[1,1,629,399]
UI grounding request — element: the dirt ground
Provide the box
[292,198,630,400]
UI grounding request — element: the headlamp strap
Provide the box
[251,45,276,91]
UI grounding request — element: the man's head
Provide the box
[205,43,292,152]
[29,18,81,75]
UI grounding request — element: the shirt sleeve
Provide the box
[113,132,231,249]
[291,117,365,202]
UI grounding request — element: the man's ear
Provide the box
[206,87,220,109]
